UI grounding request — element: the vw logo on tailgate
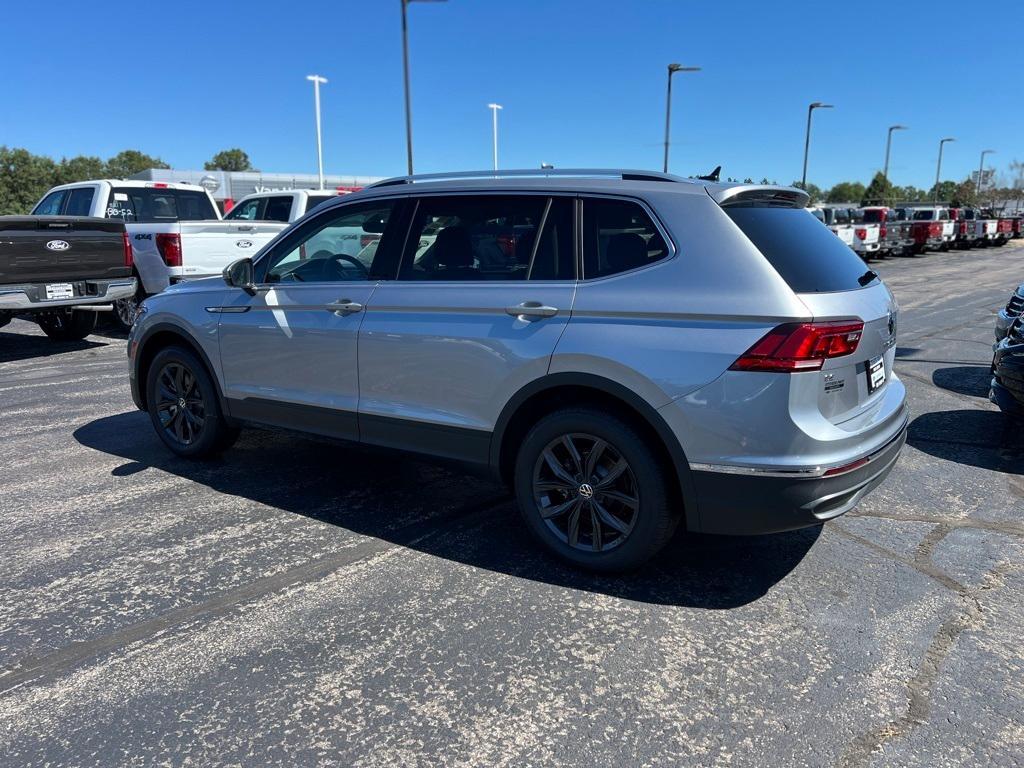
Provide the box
[236,240,253,249]
[46,240,71,251]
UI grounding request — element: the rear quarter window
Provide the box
[724,206,877,293]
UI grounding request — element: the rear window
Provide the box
[725,206,878,293]
[107,188,217,223]
[912,209,935,221]
[861,209,885,223]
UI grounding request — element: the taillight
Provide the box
[730,321,864,373]
[855,228,867,240]
[156,233,182,267]
[122,232,133,268]
[879,226,887,239]
[959,222,967,235]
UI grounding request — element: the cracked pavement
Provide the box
[1,243,1022,766]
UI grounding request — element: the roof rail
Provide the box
[364,168,689,189]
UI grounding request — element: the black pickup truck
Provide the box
[0,216,136,341]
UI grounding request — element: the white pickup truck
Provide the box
[31,180,287,326]
[809,206,856,248]
[224,189,343,224]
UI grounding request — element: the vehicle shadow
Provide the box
[932,365,992,398]
[908,409,1024,474]
[73,411,819,609]
[0,328,107,364]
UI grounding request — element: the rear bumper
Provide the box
[690,418,908,535]
[0,278,136,311]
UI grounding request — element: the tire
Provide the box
[514,408,679,572]
[37,309,97,341]
[112,284,145,331]
[145,345,239,458]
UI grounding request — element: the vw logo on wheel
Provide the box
[578,483,595,499]
[236,239,253,249]
[45,240,71,251]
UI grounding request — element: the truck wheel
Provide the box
[113,287,145,331]
[514,408,680,572]
[37,309,98,341]
[146,345,239,458]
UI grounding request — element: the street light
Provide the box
[934,137,955,201]
[801,102,833,190]
[487,103,503,172]
[401,0,447,176]
[663,62,701,173]
[306,74,328,190]
[977,149,996,197]
[883,124,908,182]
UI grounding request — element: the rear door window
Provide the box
[582,198,670,279]
[33,190,68,216]
[399,195,572,281]
[263,196,294,222]
[64,187,95,216]
[724,206,877,293]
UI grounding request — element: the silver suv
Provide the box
[128,170,908,571]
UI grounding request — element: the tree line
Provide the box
[0,147,255,216]
[796,162,1024,208]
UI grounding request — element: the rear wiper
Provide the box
[858,269,878,286]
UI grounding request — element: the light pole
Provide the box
[306,74,328,189]
[882,124,908,182]
[487,103,503,172]
[977,149,996,197]
[401,0,447,176]
[801,102,833,190]
[663,62,701,173]
[934,137,955,201]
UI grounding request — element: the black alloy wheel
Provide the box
[154,361,206,447]
[532,433,639,553]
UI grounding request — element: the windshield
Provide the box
[725,206,879,293]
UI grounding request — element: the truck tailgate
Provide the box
[179,221,286,277]
[0,216,128,285]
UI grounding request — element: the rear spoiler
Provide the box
[709,185,809,210]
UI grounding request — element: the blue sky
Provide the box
[2,1,1020,189]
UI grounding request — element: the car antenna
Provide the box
[697,165,721,182]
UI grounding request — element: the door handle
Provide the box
[326,299,364,316]
[505,301,559,319]
[236,225,255,232]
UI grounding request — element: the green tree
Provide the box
[54,155,106,186]
[826,181,866,203]
[792,181,823,203]
[105,149,169,179]
[926,180,959,203]
[0,146,58,215]
[204,148,255,172]
[862,172,894,205]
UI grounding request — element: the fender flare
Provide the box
[490,372,700,531]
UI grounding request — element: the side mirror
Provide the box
[223,257,256,295]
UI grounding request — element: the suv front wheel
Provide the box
[145,346,239,458]
[514,408,679,571]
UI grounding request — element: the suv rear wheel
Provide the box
[514,408,679,571]
[146,346,239,458]
[37,309,97,341]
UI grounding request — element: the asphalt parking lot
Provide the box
[1,245,1022,767]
